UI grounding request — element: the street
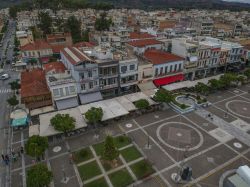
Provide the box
[0,19,19,187]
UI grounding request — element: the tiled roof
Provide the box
[144,49,184,65]
[73,42,95,48]
[43,62,66,74]
[243,44,250,50]
[129,32,155,39]
[21,69,50,98]
[46,33,71,43]
[60,47,93,65]
[20,40,51,51]
[51,45,67,54]
[127,39,162,48]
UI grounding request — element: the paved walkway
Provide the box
[195,108,250,146]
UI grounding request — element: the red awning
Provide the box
[40,57,50,63]
[153,74,184,87]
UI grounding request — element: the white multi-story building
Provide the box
[60,47,103,104]
[44,62,78,110]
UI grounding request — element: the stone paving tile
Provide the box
[197,157,250,187]
[48,142,68,158]
[50,154,80,187]
[135,175,167,187]
[143,116,219,162]
[134,110,177,127]
[185,144,237,179]
[184,112,218,132]
[12,131,21,143]
[11,170,23,187]
[206,91,235,104]
[205,106,237,123]
[128,129,174,170]
[226,138,249,154]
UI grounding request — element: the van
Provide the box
[1,74,9,80]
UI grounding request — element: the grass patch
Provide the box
[101,158,122,172]
[130,160,155,179]
[93,142,104,156]
[73,147,93,164]
[84,177,108,187]
[77,161,101,180]
[109,168,134,187]
[114,135,131,149]
[93,136,131,156]
[120,146,142,163]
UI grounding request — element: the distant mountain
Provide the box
[1,0,250,10]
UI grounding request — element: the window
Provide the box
[81,73,84,79]
[130,64,135,70]
[53,89,59,97]
[69,86,75,93]
[165,66,168,73]
[65,87,69,96]
[59,88,64,97]
[81,84,85,90]
[178,64,182,71]
[174,64,177,71]
[89,82,93,89]
[88,71,92,78]
[160,67,163,75]
[94,81,98,85]
[121,66,127,73]
[169,65,172,72]
[155,68,158,76]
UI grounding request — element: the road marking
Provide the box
[0,89,12,94]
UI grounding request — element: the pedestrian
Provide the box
[5,155,9,162]
[20,147,24,154]
[1,154,5,161]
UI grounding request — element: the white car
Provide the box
[1,73,9,80]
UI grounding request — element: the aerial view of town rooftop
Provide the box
[0,0,250,186]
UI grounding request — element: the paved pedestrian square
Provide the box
[8,84,250,187]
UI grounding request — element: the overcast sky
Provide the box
[223,0,250,3]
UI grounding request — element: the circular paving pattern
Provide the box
[233,142,242,149]
[225,100,250,119]
[156,122,204,151]
[53,146,62,153]
[125,123,133,128]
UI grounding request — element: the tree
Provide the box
[82,29,90,42]
[7,95,19,107]
[194,82,210,95]
[102,136,119,161]
[65,16,82,43]
[50,114,76,134]
[38,12,52,35]
[9,80,20,92]
[153,89,174,103]
[25,135,48,159]
[244,69,250,79]
[26,163,52,187]
[85,107,103,125]
[134,99,150,110]
[208,79,223,91]
[94,13,112,31]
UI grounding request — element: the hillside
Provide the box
[1,0,250,10]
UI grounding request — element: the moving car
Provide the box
[1,73,9,80]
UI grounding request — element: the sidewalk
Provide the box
[195,108,250,146]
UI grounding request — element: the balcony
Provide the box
[100,83,118,90]
[155,70,183,78]
[99,73,118,78]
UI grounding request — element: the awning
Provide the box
[56,97,79,110]
[138,81,156,92]
[153,74,184,87]
[79,91,103,105]
[11,118,28,127]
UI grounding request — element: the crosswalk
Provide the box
[0,89,12,94]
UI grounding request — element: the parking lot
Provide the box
[9,83,250,187]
